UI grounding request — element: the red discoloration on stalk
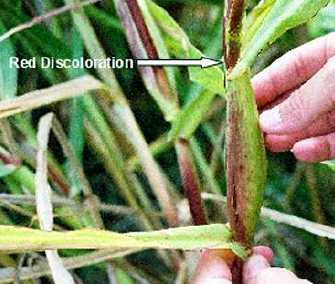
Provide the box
[126,0,158,59]
[224,1,250,283]
[48,166,70,195]
[226,95,250,247]
[126,0,173,100]
[225,0,246,70]
[226,95,250,284]
[223,0,231,65]
[176,139,207,226]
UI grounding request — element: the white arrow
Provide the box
[136,57,222,69]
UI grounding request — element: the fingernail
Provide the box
[260,107,283,133]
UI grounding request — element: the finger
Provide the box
[243,255,270,284]
[260,56,335,134]
[252,32,335,108]
[252,246,273,264]
[265,110,335,152]
[292,133,335,162]
[250,268,312,284]
[192,250,232,284]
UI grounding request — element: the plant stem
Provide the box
[126,0,158,59]
[224,1,267,283]
[176,139,207,225]
[224,0,246,70]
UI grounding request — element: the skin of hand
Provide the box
[191,247,312,284]
[252,32,335,162]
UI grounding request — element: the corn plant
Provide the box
[0,0,334,283]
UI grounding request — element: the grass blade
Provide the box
[0,19,17,99]
[0,75,105,118]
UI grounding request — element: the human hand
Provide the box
[252,32,335,162]
[192,247,311,284]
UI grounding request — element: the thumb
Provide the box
[243,254,271,284]
[192,250,232,284]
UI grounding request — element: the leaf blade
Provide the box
[0,224,247,259]
[0,19,17,99]
[0,75,105,118]
[169,90,216,141]
[232,0,330,77]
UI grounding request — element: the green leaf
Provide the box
[244,0,276,45]
[147,0,225,96]
[69,29,85,162]
[169,90,216,141]
[232,0,330,77]
[0,19,17,99]
[0,163,16,178]
[115,268,134,284]
[85,6,123,32]
[0,224,248,259]
[322,160,335,171]
[308,4,335,38]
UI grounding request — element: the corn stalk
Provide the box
[224,0,267,283]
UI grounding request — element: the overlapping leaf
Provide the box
[232,0,330,77]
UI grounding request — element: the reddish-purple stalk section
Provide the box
[126,0,159,60]
[126,0,175,100]
[176,139,207,226]
[224,1,248,283]
[224,0,245,70]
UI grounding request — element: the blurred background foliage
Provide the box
[0,0,334,283]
